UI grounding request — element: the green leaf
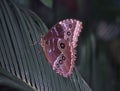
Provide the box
[40,0,53,8]
[0,67,34,91]
[0,0,91,91]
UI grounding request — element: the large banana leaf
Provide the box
[0,0,92,91]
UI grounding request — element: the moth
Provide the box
[41,19,82,77]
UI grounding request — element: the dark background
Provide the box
[3,0,120,91]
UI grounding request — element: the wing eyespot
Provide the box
[67,31,71,36]
[59,60,63,64]
[60,43,65,49]
[62,55,65,60]
[56,63,59,67]
[69,24,72,28]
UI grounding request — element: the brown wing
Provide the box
[41,19,82,77]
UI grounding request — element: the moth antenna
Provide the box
[30,34,43,46]
[37,47,42,55]
[30,41,39,46]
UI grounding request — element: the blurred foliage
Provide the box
[0,0,120,91]
[40,0,53,8]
